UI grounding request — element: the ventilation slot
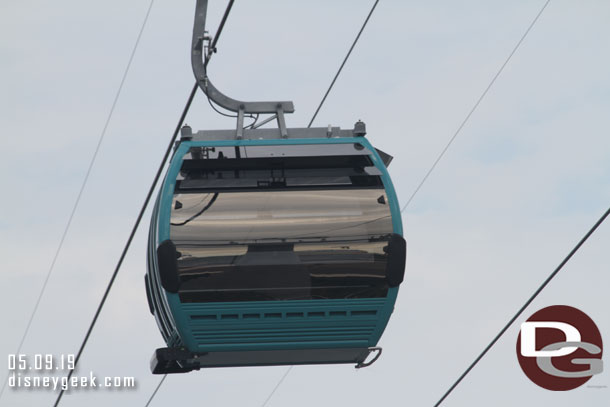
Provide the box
[190,325,377,345]
[351,310,377,316]
[191,314,217,320]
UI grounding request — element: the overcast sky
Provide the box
[1,1,609,406]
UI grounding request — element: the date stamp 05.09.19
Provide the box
[6,354,136,392]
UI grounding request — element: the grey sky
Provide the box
[1,0,609,406]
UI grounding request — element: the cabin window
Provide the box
[170,145,393,302]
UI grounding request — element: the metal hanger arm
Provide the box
[191,0,295,115]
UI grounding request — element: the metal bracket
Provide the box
[236,106,245,140]
[192,0,295,139]
[355,347,383,369]
[276,104,288,138]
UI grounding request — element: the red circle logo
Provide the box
[516,305,603,390]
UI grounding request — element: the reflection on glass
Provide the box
[170,145,393,302]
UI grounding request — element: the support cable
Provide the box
[309,0,551,241]
[260,1,552,405]
[200,0,255,128]
[307,0,379,128]
[205,0,234,68]
[260,367,293,407]
[51,81,199,407]
[135,1,554,406]
[401,0,551,212]
[200,0,254,124]
[0,0,156,403]
[136,1,238,406]
[260,2,380,406]
[433,204,610,406]
[144,374,167,407]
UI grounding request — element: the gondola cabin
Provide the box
[146,122,406,373]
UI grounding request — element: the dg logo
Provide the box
[516,305,604,390]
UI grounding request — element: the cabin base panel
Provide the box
[150,346,381,374]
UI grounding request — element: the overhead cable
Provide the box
[52,82,199,407]
[433,204,610,406]
[139,1,238,405]
[261,2,381,406]
[144,374,167,407]
[401,0,552,212]
[0,0,156,403]
[308,0,380,127]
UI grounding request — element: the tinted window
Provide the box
[170,144,392,302]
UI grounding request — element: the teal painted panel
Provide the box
[179,298,387,352]
[154,136,405,353]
